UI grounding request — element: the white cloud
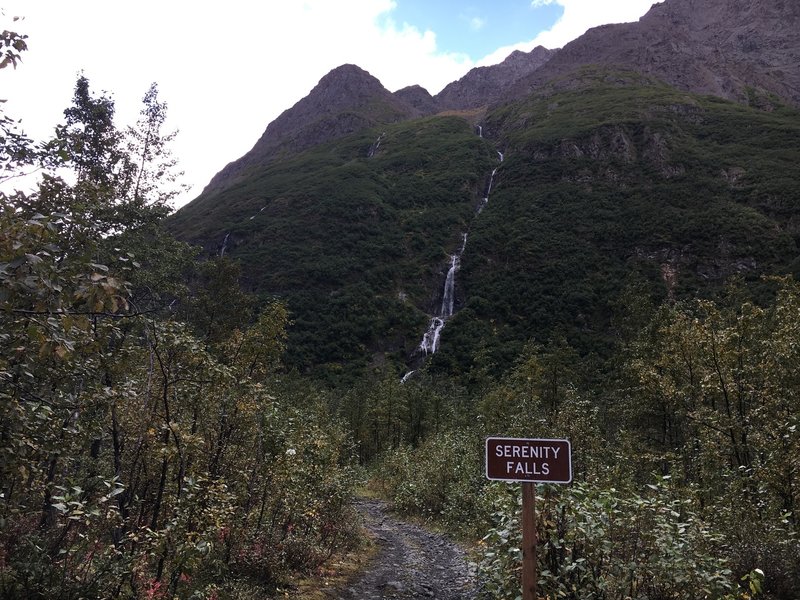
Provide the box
[1,0,473,206]
[470,17,487,31]
[1,0,657,207]
[478,0,655,66]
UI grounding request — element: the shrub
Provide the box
[478,478,745,600]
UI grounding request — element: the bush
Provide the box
[478,478,745,600]
[372,429,491,537]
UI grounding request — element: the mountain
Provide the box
[392,46,559,118]
[509,0,800,107]
[169,116,498,380]
[435,46,557,111]
[203,64,420,193]
[169,0,800,382]
[394,85,439,115]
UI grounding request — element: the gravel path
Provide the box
[331,499,479,599]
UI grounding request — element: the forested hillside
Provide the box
[169,115,499,381]
[171,69,800,385]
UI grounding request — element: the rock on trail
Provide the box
[331,499,479,599]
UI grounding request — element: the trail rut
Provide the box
[330,499,479,599]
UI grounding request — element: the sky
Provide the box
[1,0,657,207]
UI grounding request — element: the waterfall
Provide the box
[419,317,445,355]
[440,255,459,317]
[220,232,230,257]
[418,233,468,356]
[487,168,498,196]
[368,132,386,157]
[249,206,267,221]
[402,129,506,381]
[400,370,416,383]
[477,168,499,214]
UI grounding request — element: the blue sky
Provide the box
[388,0,565,60]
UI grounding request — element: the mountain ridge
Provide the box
[169,0,800,381]
[434,46,558,112]
[507,0,800,107]
[193,0,800,197]
[202,64,420,194]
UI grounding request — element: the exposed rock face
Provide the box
[204,64,419,193]
[394,85,440,115]
[435,46,558,111]
[510,0,800,106]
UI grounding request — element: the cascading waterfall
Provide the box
[475,151,504,214]
[477,168,498,214]
[220,232,231,257]
[368,132,386,157]
[401,128,504,382]
[249,206,267,220]
[418,233,467,356]
[400,370,416,383]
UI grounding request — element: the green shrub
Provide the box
[478,478,746,600]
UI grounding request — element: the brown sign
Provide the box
[485,437,572,483]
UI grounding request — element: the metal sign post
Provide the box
[485,437,572,600]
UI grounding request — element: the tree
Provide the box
[126,82,185,208]
[0,14,26,71]
[621,280,800,594]
[1,61,360,597]
[1,17,33,181]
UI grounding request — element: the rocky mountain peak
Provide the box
[434,45,558,111]
[203,64,417,193]
[393,85,439,115]
[312,64,394,107]
[509,0,800,107]
[200,0,800,197]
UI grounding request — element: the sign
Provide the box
[485,437,572,484]
[485,437,573,600]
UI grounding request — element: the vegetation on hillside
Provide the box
[169,116,500,381]
[361,279,799,599]
[172,70,800,385]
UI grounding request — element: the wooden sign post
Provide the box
[522,482,537,600]
[485,438,572,600]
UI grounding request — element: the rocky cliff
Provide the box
[394,85,439,115]
[435,46,557,111]
[203,64,419,193]
[509,0,800,107]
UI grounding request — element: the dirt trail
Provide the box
[330,499,479,599]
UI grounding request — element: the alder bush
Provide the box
[478,479,746,600]
[373,429,491,537]
[0,72,361,598]
[372,312,799,598]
